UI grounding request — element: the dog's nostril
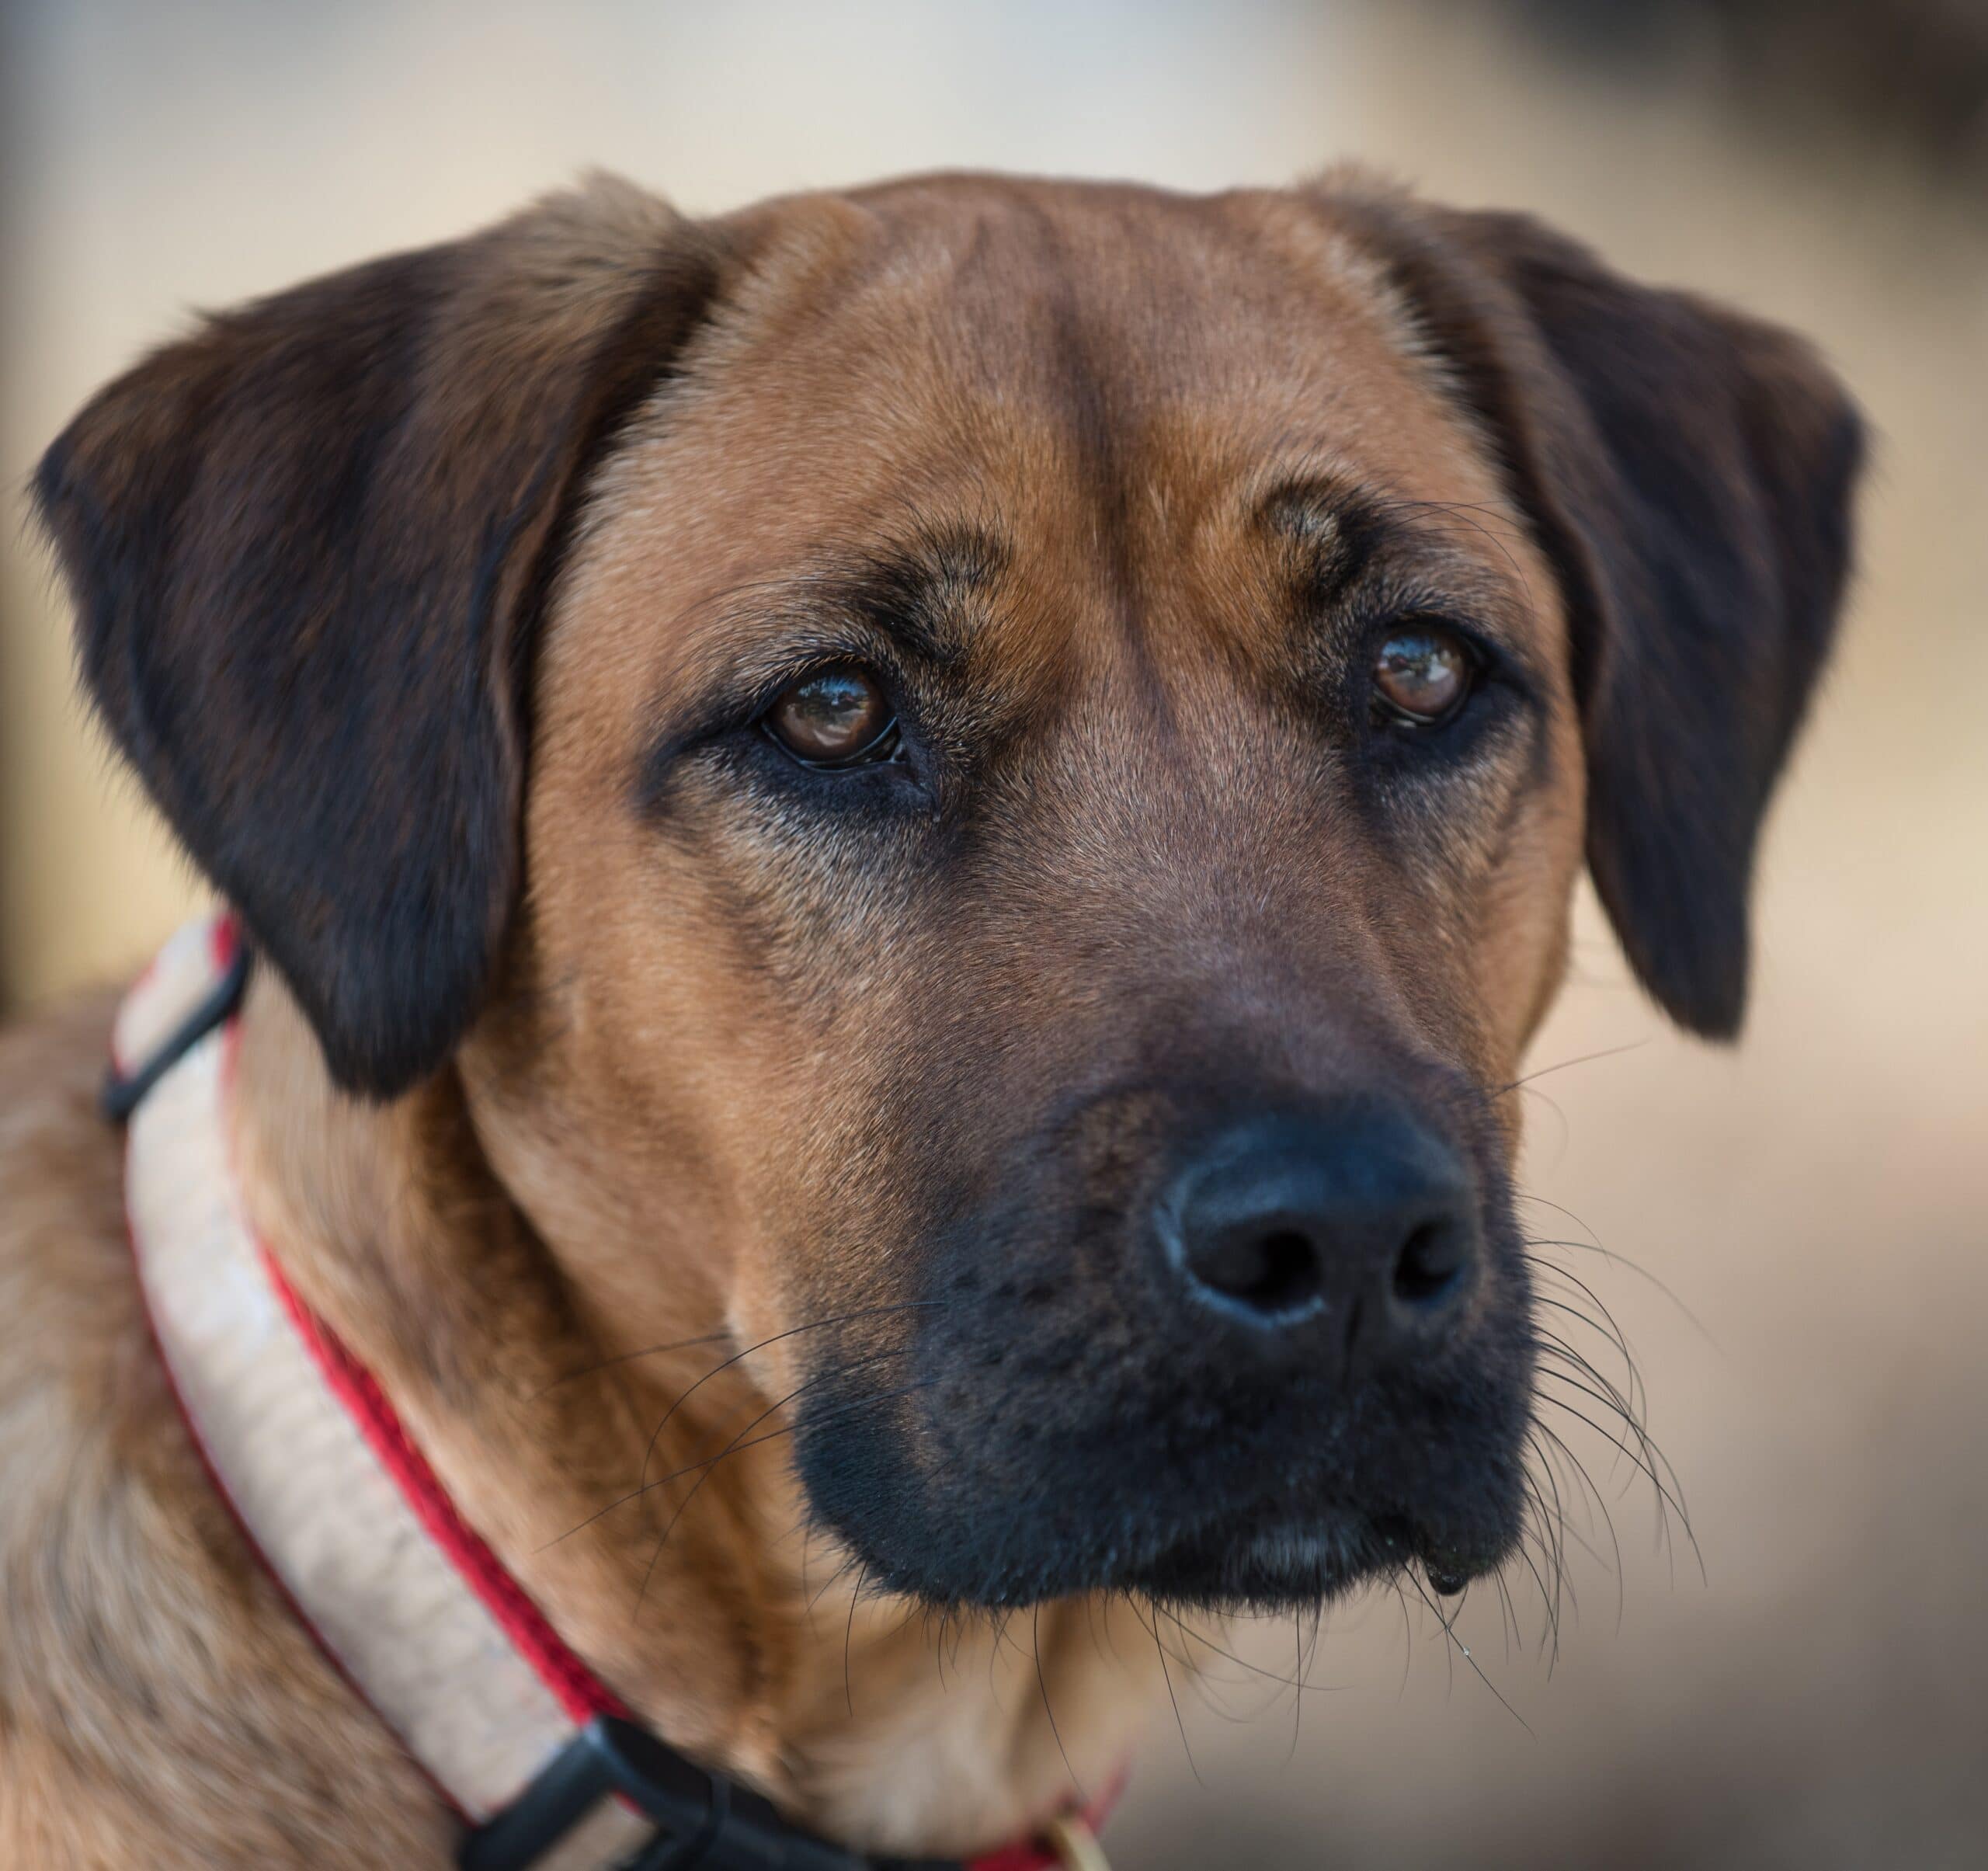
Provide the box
[1392,1222,1467,1309]
[1192,1224,1324,1316]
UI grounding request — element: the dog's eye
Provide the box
[763,666,900,767]
[1371,624,1475,729]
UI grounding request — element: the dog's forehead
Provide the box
[726,176,1495,493]
[563,177,1531,701]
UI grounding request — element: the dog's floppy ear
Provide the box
[1335,190,1864,1036]
[36,177,732,1096]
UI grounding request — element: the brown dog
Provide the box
[0,170,1859,1868]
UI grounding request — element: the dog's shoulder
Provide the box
[0,993,449,1869]
[0,991,132,1421]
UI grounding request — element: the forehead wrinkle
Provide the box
[982,202,1247,737]
[983,201,1140,614]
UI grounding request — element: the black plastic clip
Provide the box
[457,1716,874,1871]
[100,941,252,1124]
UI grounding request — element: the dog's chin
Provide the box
[1123,1517,1412,1611]
[822,1503,1515,1615]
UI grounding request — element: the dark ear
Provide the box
[35,177,731,1095]
[1335,190,1864,1036]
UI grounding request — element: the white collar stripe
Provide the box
[118,919,648,1857]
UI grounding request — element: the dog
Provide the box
[0,169,1860,1869]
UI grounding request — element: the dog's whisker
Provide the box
[527,1297,943,1401]
[1152,1608,1345,1697]
[1516,1433,1579,1644]
[1512,1215,1698,1631]
[1519,1195,1717,1344]
[1518,1460,1569,1615]
[1405,1568,1534,1735]
[1535,1355,1652,1506]
[1532,1386,1698,1564]
[1527,1418,1642,1600]
[631,1359,927,1602]
[631,1300,946,1502]
[1531,1324,1646,1420]
[1526,1245,1708,1366]
[1524,1254,1656,1379]
[1391,1574,1416,1699]
[805,1550,860,1621]
[634,1376,936,1615]
[1032,1605,1086,1802]
[844,1560,873,1716]
[1518,1431,1598,1638]
[1533,1355,1670,1482]
[1530,1298,1648,1417]
[540,1352,921,1550]
[1531,1337,1657,1467]
[1492,1037,1651,1097]
[522,1327,732,1401]
[1285,1613,1305,1764]
[1491,1563,1525,1661]
[1129,1600,1204,1786]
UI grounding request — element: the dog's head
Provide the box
[36,173,1859,1612]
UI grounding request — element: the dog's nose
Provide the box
[1159,1104,1479,1370]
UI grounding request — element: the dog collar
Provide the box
[111,916,1116,1871]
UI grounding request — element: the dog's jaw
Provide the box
[227,971,1156,1859]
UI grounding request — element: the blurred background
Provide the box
[3,2,1984,1865]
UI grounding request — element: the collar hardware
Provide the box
[461,1715,866,1871]
[100,934,249,1122]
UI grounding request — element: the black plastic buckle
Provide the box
[458,1716,874,1871]
[100,940,252,1123]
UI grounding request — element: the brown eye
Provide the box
[1371,624,1475,727]
[763,666,898,767]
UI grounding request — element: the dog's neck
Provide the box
[227,974,1152,1858]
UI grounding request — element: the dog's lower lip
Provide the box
[1117,1510,1410,1606]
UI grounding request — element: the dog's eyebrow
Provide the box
[1258,478,1537,629]
[836,523,1010,666]
[1254,478,1392,605]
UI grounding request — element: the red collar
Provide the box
[113,916,1118,1871]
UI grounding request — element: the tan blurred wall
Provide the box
[5,4,1986,1866]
